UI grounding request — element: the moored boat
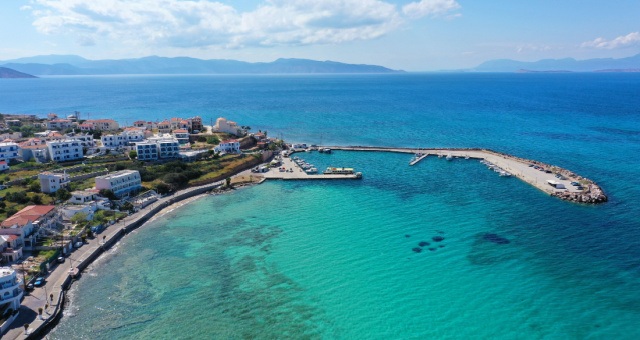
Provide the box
[324,167,355,175]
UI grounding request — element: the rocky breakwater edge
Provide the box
[483,149,608,204]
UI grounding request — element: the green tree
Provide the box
[29,181,41,193]
[197,136,207,143]
[98,189,118,200]
[55,188,71,201]
[30,195,43,205]
[155,182,171,195]
[121,201,134,213]
[206,136,220,145]
[129,150,138,159]
[71,212,88,226]
[7,191,28,204]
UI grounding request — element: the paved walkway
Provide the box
[326,146,586,195]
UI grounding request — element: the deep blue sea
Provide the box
[1,74,640,338]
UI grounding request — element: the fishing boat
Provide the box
[446,154,453,161]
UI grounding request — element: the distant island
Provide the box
[469,53,640,73]
[0,55,403,76]
[0,66,37,78]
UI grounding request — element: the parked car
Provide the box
[57,256,65,263]
[26,283,34,290]
[75,241,83,248]
[34,277,45,287]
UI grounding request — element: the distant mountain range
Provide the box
[0,67,37,78]
[470,53,640,72]
[0,55,402,75]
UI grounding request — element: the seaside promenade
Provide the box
[4,179,228,339]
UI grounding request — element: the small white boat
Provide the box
[499,171,512,177]
[306,167,318,174]
[446,154,453,161]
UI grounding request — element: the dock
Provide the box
[409,153,429,166]
[260,154,360,180]
[319,146,607,204]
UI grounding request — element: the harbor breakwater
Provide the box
[323,146,608,204]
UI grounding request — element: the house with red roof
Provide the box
[0,205,59,251]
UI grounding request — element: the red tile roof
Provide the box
[1,205,56,228]
[173,129,188,133]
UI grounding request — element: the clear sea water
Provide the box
[1,74,640,339]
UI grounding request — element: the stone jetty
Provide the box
[323,146,608,204]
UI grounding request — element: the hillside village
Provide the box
[0,112,281,332]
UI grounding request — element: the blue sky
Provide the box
[1,0,639,71]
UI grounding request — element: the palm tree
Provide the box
[24,323,29,335]
[38,307,43,319]
[50,293,54,303]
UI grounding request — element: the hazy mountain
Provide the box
[471,54,640,72]
[0,55,402,75]
[0,67,37,78]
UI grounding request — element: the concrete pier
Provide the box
[260,154,360,180]
[409,153,429,166]
[323,146,607,203]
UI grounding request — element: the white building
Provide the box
[0,142,19,163]
[95,170,142,197]
[173,129,190,144]
[135,135,180,161]
[80,119,119,131]
[135,141,159,161]
[38,171,70,193]
[47,139,84,162]
[101,134,126,148]
[68,191,111,210]
[0,161,8,172]
[101,128,145,148]
[0,267,23,331]
[68,133,96,148]
[215,139,241,154]
[0,205,58,251]
[1,236,22,263]
[213,117,242,136]
[46,118,74,130]
[60,205,94,221]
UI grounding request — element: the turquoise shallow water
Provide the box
[1,74,639,338]
[51,150,640,339]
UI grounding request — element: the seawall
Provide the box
[324,146,607,204]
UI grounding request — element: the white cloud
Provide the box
[516,43,551,54]
[28,0,460,50]
[581,32,640,49]
[402,0,460,19]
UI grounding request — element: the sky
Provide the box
[1,0,639,71]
